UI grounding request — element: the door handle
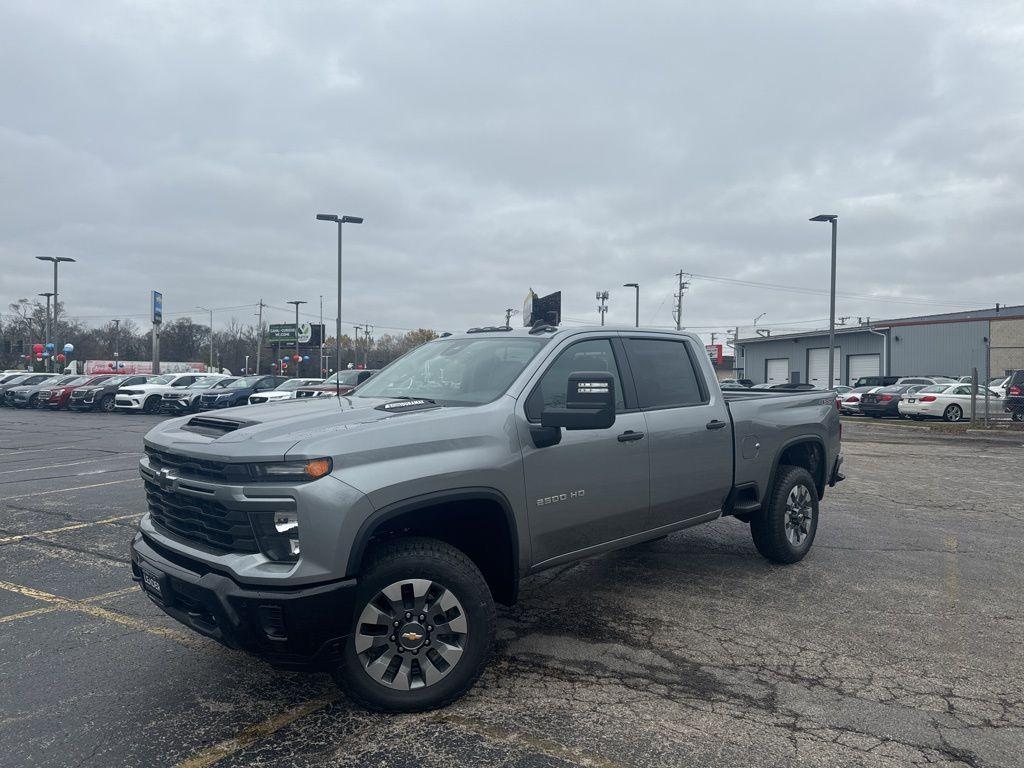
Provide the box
[706,420,727,430]
[617,430,645,442]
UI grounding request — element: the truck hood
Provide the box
[143,396,452,462]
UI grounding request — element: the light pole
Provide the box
[196,306,214,370]
[753,312,766,327]
[287,300,307,377]
[316,213,364,396]
[35,257,75,369]
[623,283,639,327]
[38,292,54,371]
[810,214,839,388]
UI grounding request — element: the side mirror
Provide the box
[541,371,616,430]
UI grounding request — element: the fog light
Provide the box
[274,511,298,534]
[289,538,301,556]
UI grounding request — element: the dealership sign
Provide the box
[706,344,724,366]
[267,323,323,345]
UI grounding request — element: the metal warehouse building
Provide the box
[734,304,1024,388]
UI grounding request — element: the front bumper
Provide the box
[130,532,358,670]
[68,394,98,410]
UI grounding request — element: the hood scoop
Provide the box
[182,415,253,437]
[374,398,441,414]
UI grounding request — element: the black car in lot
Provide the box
[195,375,289,410]
[1005,370,1024,422]
[68,374,153,412]
[858,384,925,418]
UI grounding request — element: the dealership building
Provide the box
[733,304,1024,387]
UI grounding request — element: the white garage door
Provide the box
[847,354,880,386]
[807,347,841,388]
[766,358,790,385]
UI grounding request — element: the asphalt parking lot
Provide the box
[2,409,1022,768]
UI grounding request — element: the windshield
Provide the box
[187,379,221,390]
[919,384,951,393]
[326,371,367,387]
[225,376,263,389]
[355,337,549,405]
[148,375,173,385]
[212,377,238,388]
[276,379,321,390]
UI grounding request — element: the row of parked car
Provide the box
[837,374,1022,422]
[719,373,1023,422]
[0,368,379,413]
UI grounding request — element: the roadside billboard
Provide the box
[267,323,324,345]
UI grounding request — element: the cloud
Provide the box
[1,0,1022,341]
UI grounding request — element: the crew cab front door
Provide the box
[518,337,651,567]
[620,336,733,528]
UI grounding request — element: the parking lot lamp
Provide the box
[810,214,838,388]
[623,283,639,327]
[316,213,364,396]
[287,300,307,377]
[35,257,75,369]
[196,306,214,370]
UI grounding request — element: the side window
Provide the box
[953,386,971,395]
[525,339,625,421]
[172,377,192,387]
[623,338,707,409]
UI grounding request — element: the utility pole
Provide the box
[710,332,719,346]
[504,308,518,327]
[38,293,53,371]
[672,271,690,330]
[353,324,362,369]
[255,299,265,375]
[596,291,609,326]
[319,295,324,375]
[363,325,373,369]
[287,300,307,377]
[196,306,214,370]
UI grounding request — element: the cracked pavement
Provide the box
[1,410,1021,767]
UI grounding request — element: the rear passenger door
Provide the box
[621,336,733,529]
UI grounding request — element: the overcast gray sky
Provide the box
[2,0,1022,343]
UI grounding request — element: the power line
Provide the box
[686,271,979,309]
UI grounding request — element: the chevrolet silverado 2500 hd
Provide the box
[130,326,843,712]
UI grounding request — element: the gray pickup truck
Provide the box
[130,326,843,711]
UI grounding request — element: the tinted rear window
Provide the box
[624,338,707,409]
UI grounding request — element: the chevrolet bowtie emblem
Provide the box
[401,631,423,643]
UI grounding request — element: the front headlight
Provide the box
[247,458,333,482]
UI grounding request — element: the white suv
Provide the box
[115,373,226,414]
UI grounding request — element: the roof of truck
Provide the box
[447,325,697,339]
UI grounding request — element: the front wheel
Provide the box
[750,465,819,564]
[333,537,495,712]
[100,394,115,413]
[943,404,963,422]
[142,396,161,414]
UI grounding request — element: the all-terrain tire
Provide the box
[332,537,496,713]
[750,465,819,564]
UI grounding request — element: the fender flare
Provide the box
[767,435,828,501]
[345,486,520,583]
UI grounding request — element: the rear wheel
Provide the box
[142,396,161,414]
[99,394,115,413]
[750,465,818,564]
[333,537,495,712]
[943,404,963,422]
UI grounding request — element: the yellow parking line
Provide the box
[0,586,138,625]
[175,694,341,768]
[0,579,202,647]
[0,513,140,544]
[2,477,139,501]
